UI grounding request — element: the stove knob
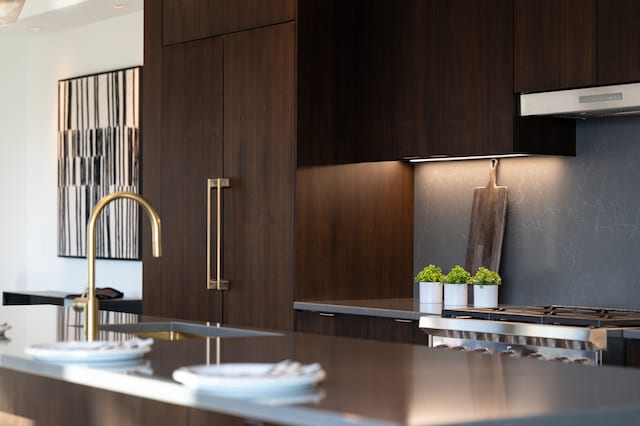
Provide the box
[500,350,517,358]
[550,356,569,363]
[527,353,545,360]
[473,347,490,354]
[434,344,449,349]
[450,345,467,351]
[570,358,592,365]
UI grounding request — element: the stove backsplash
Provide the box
[414,116,640,309]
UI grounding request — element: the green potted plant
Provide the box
[470,267,501,308]
[415,264,443,305]
[443,265,471,307]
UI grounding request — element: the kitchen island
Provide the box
[1,305,640,426]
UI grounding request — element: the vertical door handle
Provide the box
[207,178,230,290]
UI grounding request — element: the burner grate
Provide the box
[442,305,640,327]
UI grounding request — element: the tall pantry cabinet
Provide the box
[142,1,296,330]
[142,1,415,329]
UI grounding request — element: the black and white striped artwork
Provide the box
[57,66,141,260]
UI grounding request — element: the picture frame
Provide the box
[57,66,142,260]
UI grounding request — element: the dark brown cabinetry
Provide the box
[295,310,428,345]
[143,1,414,329]
[150,37,224,323]
[597,0,640,85]
[295,311,369,339]
[143,2,295,330]
[298,0,574,164]
[515,0,640,93]
[368,316,429,345]
[514,0,597,93]
[626,339,640,368]
[424,0,514,157]
[295,162,414,302]
[162,0,295,45]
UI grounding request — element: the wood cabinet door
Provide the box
[597,0,640,85]
[143,38,224,322]
[352,0,427,162]
[221,23,295,330]
[514,0,597,92]
[368,317,429,345]
[162,0,295,45]
[295,311,369,339]
[425,0,514,157]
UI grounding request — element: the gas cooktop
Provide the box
[441,305,640,327]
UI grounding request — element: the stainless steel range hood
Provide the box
[519,82,640,118]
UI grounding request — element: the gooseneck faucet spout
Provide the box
[74,192,162,341]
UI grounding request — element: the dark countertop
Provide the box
[3,305,640,425]
[3,290,142,314]
[294,298,442,319]
[623,328,640,339]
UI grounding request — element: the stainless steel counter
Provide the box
[3,305,640,425]
[294,298,441,319]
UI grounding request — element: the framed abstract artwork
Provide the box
[57,66,142,260]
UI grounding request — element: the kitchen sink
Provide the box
[99,321,282,341]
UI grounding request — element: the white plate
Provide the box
[25,339,152,363]
[172,362,326,398]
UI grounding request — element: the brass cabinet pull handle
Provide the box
[207,178,230,290]
[318,313,335,317]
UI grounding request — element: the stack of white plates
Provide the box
[25,338,153,363]
[172,360,326,400]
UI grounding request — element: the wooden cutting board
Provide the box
[465,159,507,274]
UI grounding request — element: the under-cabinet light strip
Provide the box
[408,154,530,163]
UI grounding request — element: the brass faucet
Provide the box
[73,192,162,341]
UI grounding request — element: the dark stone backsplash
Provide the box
[414,116,640,309]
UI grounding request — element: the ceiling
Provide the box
[0,0,142,37]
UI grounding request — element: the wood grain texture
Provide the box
[295,310,369,339]
[296,0,356,166]
[514,0,597,92]
[425,0,514,157]
[465,161,507,275]
[222,23,295,330]
[162,0,225,45]
[597,0,640,85]
[368,317,429,345]
[144,38,225,322]
[296,162,414,301]
[224,0,295,34]
[141,0,164,316]
[162,0,295,45]
[298,0,573,163]
[353,0,428,161]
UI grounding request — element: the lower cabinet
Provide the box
[294,310,428,345]
[367,316,429,345]
[295,310,369,339]
[625,339,640,367]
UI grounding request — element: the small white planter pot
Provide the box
[419,281,443,304]
[444,284,468,307]
[473,285,499,308]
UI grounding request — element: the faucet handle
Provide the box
[71,296,88,313]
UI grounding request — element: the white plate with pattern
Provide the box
[25,339,153,363]
[172,361,325,397]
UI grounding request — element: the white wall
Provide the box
[0,34,29,293]
[1,11,144,298]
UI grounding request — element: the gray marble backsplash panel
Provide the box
[414,116,640,308]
